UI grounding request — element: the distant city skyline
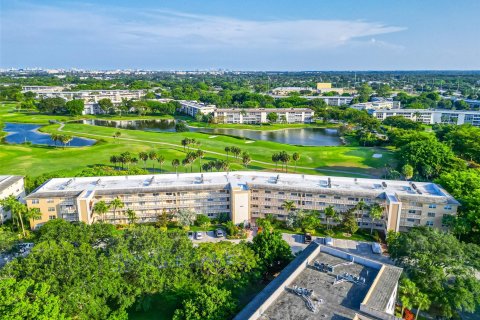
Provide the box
[1,0,479,70]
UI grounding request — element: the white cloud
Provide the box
[1,3,405,50]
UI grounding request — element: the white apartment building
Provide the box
[268,95,354,106]
[0,176,25,224]
[371,108,480,127]
[22,86,65,93]
[25,172,458,232]
[178,100,217,117]
[351,101,401,111]
[213,108,315,124]
[271,87,315,96]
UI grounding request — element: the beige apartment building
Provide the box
[0,176,25,224]
[25,172,458,232]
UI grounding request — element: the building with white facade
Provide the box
[177,100,217,117]
[22,86,64,93]
[351,101,401,111]
[271,87,315,95]
[213,108,315,124]
[0,176,25,224]
[26,172,458,232]
[371,108,480,127]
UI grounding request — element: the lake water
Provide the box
[3,123,96,147]
[80,119,342,146]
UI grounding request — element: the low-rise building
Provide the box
[0,176,25,224]
[213,108,315,124]
[371,108,480,127]
[271,87,315,96]
[178,100,217,117]
[351,101,401,111]
[25,172,458,232]
[22,86,64,93]
[316,82,357,95]
[235,242,402,320]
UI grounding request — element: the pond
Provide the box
[3,123,96,147]
[80,119,342,146]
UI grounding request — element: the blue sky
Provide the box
[1,0,479,70]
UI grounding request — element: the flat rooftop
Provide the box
[215,107,313,112]
[261,252,378,320]
[0,175,23,193]
[26,172,458,204]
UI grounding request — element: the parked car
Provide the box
[325,237,333,246]
[371,242,382,254]
[215,229,224,238]
[195,231,204,240]
[304,233,312,244]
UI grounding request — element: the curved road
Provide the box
[57,123,375,178]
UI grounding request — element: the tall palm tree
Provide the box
[59,134,73,149]
[50,133,59,147]
[181,158,190,173]
[272,153,280,170]
[221,160,230,172]
[292,152,300,172]
[126,208,137,225]
[139,151,148,170]
[282,200,296,213]
[196,149,205,172]
[157,155,165,173]
[368,203,384,235]
[181,138,189,151]
[202,163,211,172]
[110,155,118,170]
[171,159,180,174]
[0,196,27,237]
[224,146,231,160]
[149,150,158,173]
[109,197,124,223]
[242,152,251,168]
[324,205,337,230]
[93,200,110,223]
[414,292,431,320]
[356,200,367,228]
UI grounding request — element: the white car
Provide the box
[195,231,204,240]
[325,237,334,246]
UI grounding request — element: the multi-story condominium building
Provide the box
[351,100,401,111]
[178,100,217,117]
[25,172,458,232]
[371,108,480,127]
[270,87,315,96]
[213,108,315,124]
[22,86,65,93]
[0,176,25,224]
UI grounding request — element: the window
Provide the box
[31,199,39,204]
[49,215,56,220]
[427,212,436,217]
[278,207,284,210]
[48,207,55,212]
[291,193,298,196]
[319,195,326,198]
[265,198,271,202]
[153,193,159,196]
[426,221,434,227]
[306,194,313,197]
[334,196,341,200]
[408,210,417,214]
[264,205,271,209]
[47,199,54,203]
[138,194,145,197]
[265,190,271,194]
[278,192,285,195]
[444,205,452,210]
[428,204,437,209]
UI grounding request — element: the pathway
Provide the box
[56,123,376,178]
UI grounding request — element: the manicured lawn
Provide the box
[1,103,395,178]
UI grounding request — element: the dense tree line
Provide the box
[0,219,293,319]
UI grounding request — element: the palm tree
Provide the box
[110,155,119,170]
[272,153,280,170]
[109,197,124,223]
[242,152,251,168]
[181,138,190,151]
[282,200,296,213]
[231,147,241,160]
[25,207,41,228]
[126,208,137,225]
[368,203,384,235]
[0,196,27,237]
[131,157,138,167]
[202,163,211,172]
[171,159,180,174]
[148,150,158,173]
[120,152,132,170]
[139,151,148,170]
[279,151,290,172]
[196,149,205,171]
[221,160,230,172]
[93,200,110,223]
[224,146,231,160]
[414,292,431,320]
[356,200,367,228]
[324,205,337,230]
[59,134,73,149]
[182,158,190,173]
[115,131,121,139]
[292,152,300,172]
[157,154,165,173]
[50,133,59,147]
